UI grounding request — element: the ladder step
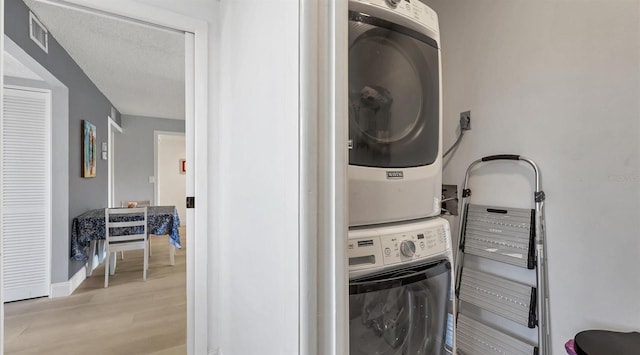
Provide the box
[457,314,537,355]
[463,204,535,269]
[459,268,536,328]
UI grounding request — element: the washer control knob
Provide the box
[386,0,401,8]
[400,240,416,257]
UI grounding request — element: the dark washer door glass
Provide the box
[349,261,451,355]
[349,12,439,168]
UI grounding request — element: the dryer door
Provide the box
[349,261,452,355]
[349,12,440,169]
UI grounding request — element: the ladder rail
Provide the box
[455,154,550,355]
[521,156,550,355]
[535,198,550,355]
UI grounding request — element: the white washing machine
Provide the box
[348,0,443,227]
[348,217,455,355]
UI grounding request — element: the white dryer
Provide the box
[348,217,455,355]
[348,0,443,227]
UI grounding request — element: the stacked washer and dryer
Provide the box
[346,1,455,354]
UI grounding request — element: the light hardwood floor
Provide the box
[5,228,187,355]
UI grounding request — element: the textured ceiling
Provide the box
[24,0,185,120]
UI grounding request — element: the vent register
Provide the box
[29,11,49,53]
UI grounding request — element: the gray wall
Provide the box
[5,0,122,278]
[114,115,184,207]
[424,0,640,351]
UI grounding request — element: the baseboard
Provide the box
[49,267,86,298]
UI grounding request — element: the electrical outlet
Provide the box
[460,111,471,131]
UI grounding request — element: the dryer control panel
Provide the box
[352,0,439,34]
[348,217,451,273]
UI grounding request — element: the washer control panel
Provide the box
[348,218,451,272]
[379,223,447,265]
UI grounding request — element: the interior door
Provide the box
[1,86,52,302]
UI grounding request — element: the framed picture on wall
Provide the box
[82,120,97,178]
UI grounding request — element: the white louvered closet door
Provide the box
[2,86,52,302]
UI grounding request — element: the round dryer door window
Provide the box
[349,261,452,355]
[349,12,440,168]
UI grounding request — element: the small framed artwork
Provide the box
[82,120,97,178]
[179,159,186,174]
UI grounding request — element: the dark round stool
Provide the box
[574,330,640,355]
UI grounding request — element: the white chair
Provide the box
[104,207,149,287]
[118,200,151,259]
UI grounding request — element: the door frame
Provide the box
[0,1,210,354]
[107,117,122,208]
[299,1,349,354]
[1,1,6,350]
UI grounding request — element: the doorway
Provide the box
[1,1,208,354]
[155,131,186,225]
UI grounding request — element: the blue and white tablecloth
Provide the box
[71,206,181,261]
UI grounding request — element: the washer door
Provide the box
[349,12,440,169]
[349,261,451,355]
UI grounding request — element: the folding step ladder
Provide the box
[454,155,550,355]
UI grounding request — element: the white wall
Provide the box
[214,2,299,353]
[124,1,301,354]
[424,0,640,351]
[157,133,186,226]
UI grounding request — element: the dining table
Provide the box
[71,205,181,276]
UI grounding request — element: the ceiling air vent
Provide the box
[29,12,48,53]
